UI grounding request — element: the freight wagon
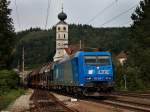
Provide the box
[27,51,114,96]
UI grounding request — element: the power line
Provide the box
[100,4,138,27]
[45,0,51,29]
[86,0,117,24]
[14,0,21,29]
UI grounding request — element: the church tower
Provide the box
[53,8,68,62]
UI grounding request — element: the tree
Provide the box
[0,0,15,69]
[127,0,150,89]
[131,0,150,48]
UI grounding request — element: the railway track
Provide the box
[29,89,77,112]
[84,92,150,112]
[54,91,150,112]
[112,91,150,99]
[72,96,150,112]
[29,89,150,111]
[100,98,150,112]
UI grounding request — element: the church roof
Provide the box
[56,21,67,25]
[58,11,67,21]
[64,44,81,56]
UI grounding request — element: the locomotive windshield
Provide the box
[84,55,111,65]
[84,56,97,65]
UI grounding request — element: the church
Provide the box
[53,8,69,62]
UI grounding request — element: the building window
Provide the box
[63,27,66,31]
[58,43,60,46]
[58,27,60,31]
[64,34,65,38]
[58,34,60,38]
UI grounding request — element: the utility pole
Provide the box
[17,59,20,72]
[22,46,25,81]
[123,72,127,90]
[122,61,127,90]
[79,40,82,50]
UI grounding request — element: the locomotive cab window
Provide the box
[97,56,110,65]
[84,56,97,65]
[97,59,110,65]
[84,55,110,65]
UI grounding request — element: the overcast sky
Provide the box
[9,0,141,31]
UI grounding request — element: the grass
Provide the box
[0,88,26,110]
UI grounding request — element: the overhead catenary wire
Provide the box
[45,0,51,29]
[86,0,117,24]
[100,4,138,27]
[14,0,21,29]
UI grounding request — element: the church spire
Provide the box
[58,5,67,21]
[61,3,64,12]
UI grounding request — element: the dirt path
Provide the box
[4,89,33,112]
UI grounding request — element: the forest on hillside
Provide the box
[13,26,131,69]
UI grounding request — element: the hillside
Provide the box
[13,24,131,69]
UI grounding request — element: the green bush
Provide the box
[115,61,148,91]
[0,70,20,95]
[125,67,146,91]
[0,89,25,110]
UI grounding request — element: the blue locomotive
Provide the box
[49,51,114,95]
[27,51,114,96]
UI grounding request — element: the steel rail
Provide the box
[48,92,78,112]
[101,99,150,112]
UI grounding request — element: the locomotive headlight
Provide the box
[98,70,109,74]
[88,77,92,80]
[106,77,112,80]
[85,77,92,80]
